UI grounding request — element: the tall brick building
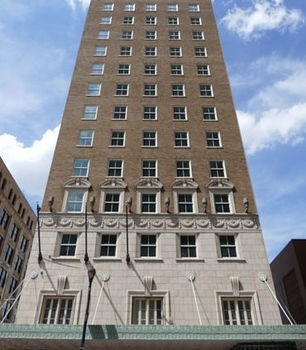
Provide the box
[16,0,281,329]
[0,157,36,322]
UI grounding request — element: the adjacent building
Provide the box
[0,157,36,322]
[271,239,306,325]
[16,0,282,333]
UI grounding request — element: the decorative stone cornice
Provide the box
[172,178,199,190]
[100,178,127,189]
[64,178,91,188]
[207,179,234,190]
[136,178,163,189]
[41,213,260,231]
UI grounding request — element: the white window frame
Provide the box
[123,16,134,24]
[178,234,197,258]
[103,3,114,11]
[91,63,104,75]
[115,83,129,96]
[121,30,133,40]
[57,233,79,257]
[141,193,157,214]
[174,131,189,147]
[168,3,178,12]
[124,3,135,11]
[169,47,182,57]
[120,46,132,56]
[197,64,210,75]
[95,46,107,56]
[194,47,207,57]
[103,192,122,213]
[176,160,191,177]
[99,233,118,258]
[110,131,126,147]
[145,46,157,56]
[173,106,187,120]
[77,130,94,147]
[142,160,157,177]
[108,160,123,177]
[145,16,157,25]
[118,63,131,75]
[209,160,226,178]
[86,83,101,96]
[192,31,205,40]
[217,234,238,259]
[175,192,197,213]
[189,4,200,12]
[113,106,128,119]
[200,84,213,97]
[97,30,110,39]
[73,159,90,177]
[139,234,157,257]
[169,31,181,40]
[210,193,235,214]
[203,106,217,121]
[191,17,202,25]
[171,64,183,75]
[83,105,98,120]
[206,131,222,148]
[144,64,157,75]
[144,83,157,96]
[64,190,87,213]
[168,17,179,25]
[100,16,112,24]
[143,131,157,147]
[145,30,157,40]
[146,3,157,11]
[143,106,157,120]
[172,84,185,96]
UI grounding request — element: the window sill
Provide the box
[134,258,163,262]
[217,258,246,263]
[93,257,122,262]
[176,258,205,262]
[51,256,81,261]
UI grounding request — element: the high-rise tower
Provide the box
[16,0,281,326]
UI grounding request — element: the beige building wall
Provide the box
[16,0,281,326]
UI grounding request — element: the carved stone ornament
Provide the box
[64,177,91,189]
[230,276,240,297]
[100,178,127,189]
[136,178,163,189]
[207,178,234,191]
[57,275,67,295]
[143,276,154,295]
[172,178,199,190]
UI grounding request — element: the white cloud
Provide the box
[238,103,306,154]
[0,126,60,198]
[66,0,90,10]
[222,0,304,39]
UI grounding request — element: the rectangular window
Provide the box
[111,131,125,146]
[146,3,157,11]
[108,160,123,177]
[219,235,237,258]
[40,297,74,324]
[118,64,131,75]
[168,17,179,25]
[180,235,196,258]
[66,191,84,212]
[192,31,204,40]
[169,47,182,56]
[203,106,217,120]
[0,268,7,288]
[145,46,157,56]
[171,64,183,75]
[8,277,17,294]
[120,46,132,56]
[124,3,135,11]
[10,223,20,242]
[100,234,117,257]
[178,194,193,213]
[200,84,213,97]
[95,46,107,56]
[59,234,78,256]
[100,16,112,24]
[144,84,157,96]
[194,47,207,57]
[145,16,156,25]
[144,106,157,120]
[4,245,14,265]
[176,160,191,177]
[173,106,187,120]
[83,105,98,120]
[87,83,101,96]
[172,84,185,96]
[19,235,28,253]
[77,130,94,146]
[206,131,221,147]
[141,194,156,213]
[191,17,201,25]
[73,159,89,177]
[214,194,230,213]
[113,106,127,119]
[145,30,157,40]
[169,31,180,40]
[97,30,109,39]
[210,161,225,177]
[132,297,162,325]
[222,299,253,325]
[168,4,178,12]
[103,3,114,11]
[140,234,156,256]
[123,16,134,24]
[91,63,104,75]
[143,131,156,147]
[121,30,133,39]
[144,64,157,75]
[142,160,157,177]
[104,193,120,212]
[197,64,210,75]
[115,84,129,96]
[189,4,200,12]
[175,131,189,147]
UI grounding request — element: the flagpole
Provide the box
[36,203,43,264]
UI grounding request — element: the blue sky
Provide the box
[0,0,305,261]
